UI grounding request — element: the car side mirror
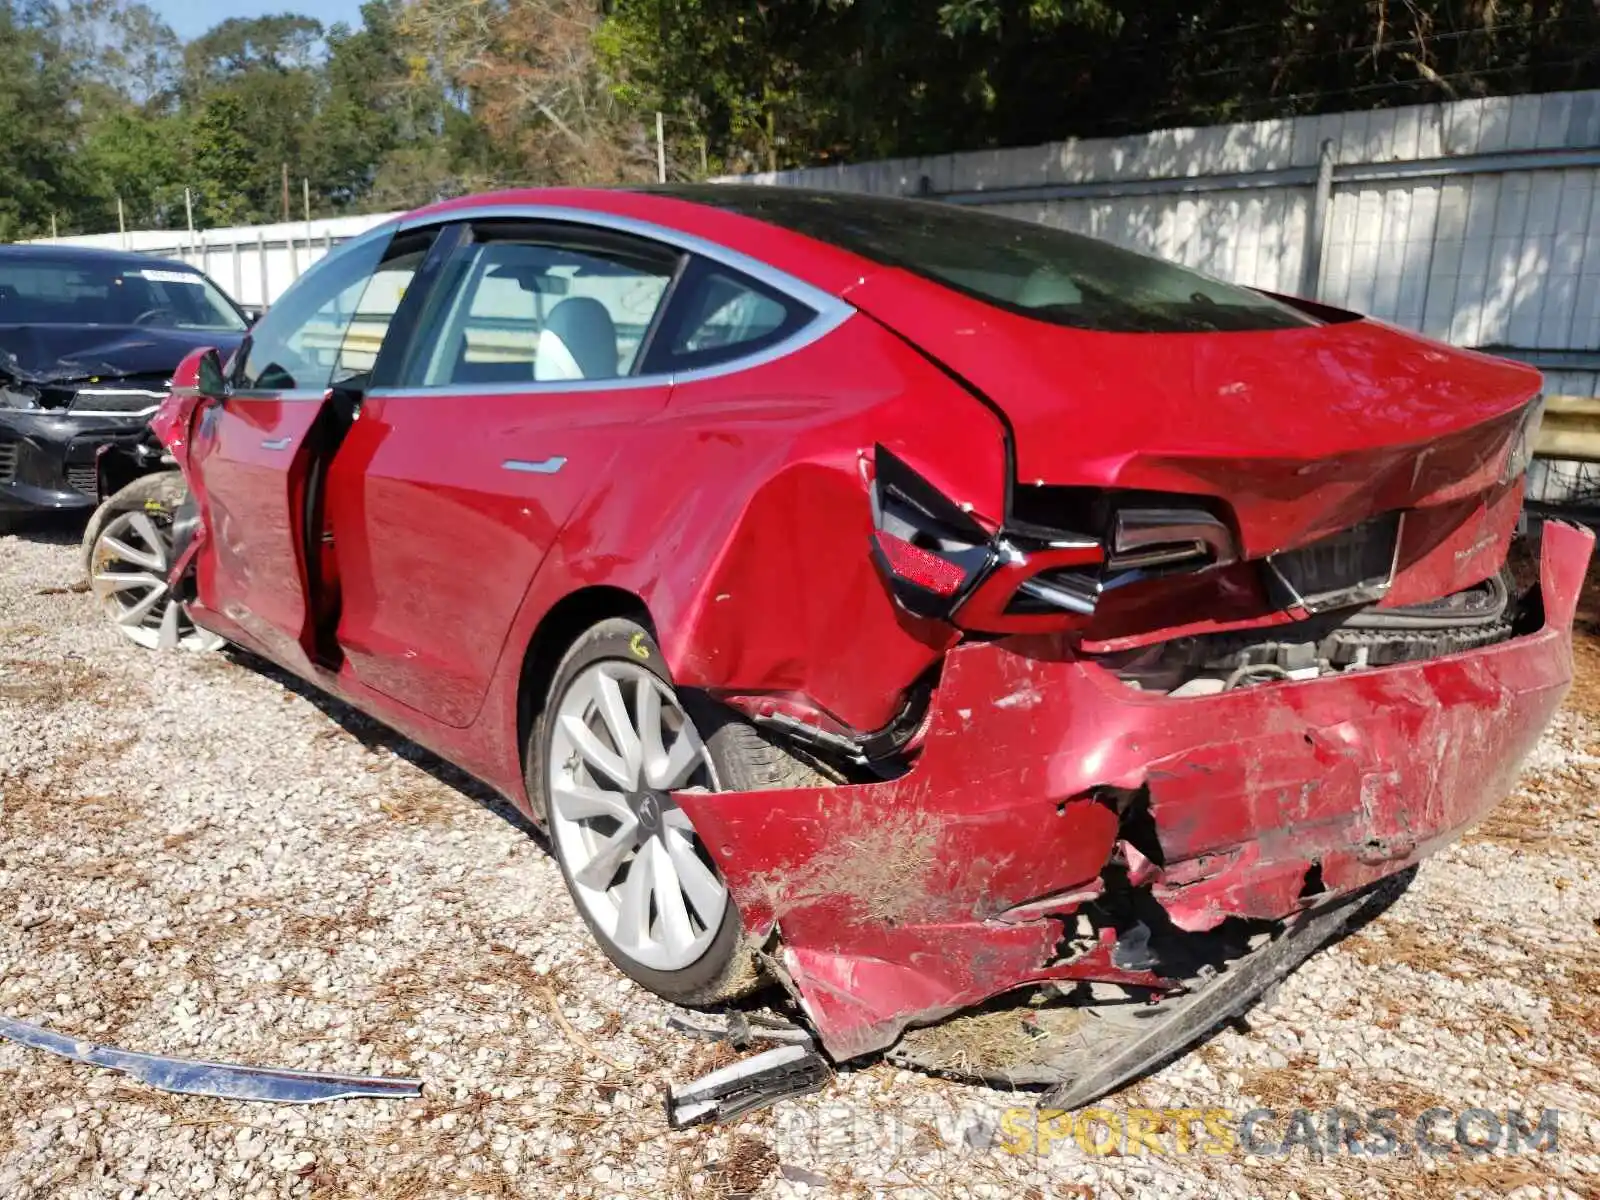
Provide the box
[173,346,229,401]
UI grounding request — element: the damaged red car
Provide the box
[86,186,1589,1107]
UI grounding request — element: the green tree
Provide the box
[0,0,85,238]
[55,0,182,106]
[8,0,1600,240]
[189,93,257,226]
[311,1,414,210]
[79,109,189,229]
[184,13,323,83]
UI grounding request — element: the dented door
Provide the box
[187,228,435,676]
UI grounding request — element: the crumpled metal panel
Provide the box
[0,1017,422,1104]
[678,521,1592,1066]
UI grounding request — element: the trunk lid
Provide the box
[846,269,1539,556]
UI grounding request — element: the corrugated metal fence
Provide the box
[731,89,1600,405]
[46,89,1600,401]
[36,91,1600,502]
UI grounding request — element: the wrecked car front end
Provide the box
[678,516,1590,1104]
[0,388,164,513]
[1,350,234,518]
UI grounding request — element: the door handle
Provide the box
[261,437,293,451]
[503,457,567,475]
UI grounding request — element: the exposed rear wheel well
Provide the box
[515,586,654,783]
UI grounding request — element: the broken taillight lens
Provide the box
[1501,394,1545,484]
[872,530,969,596]
[867,448,1241,633]
[867,447,994,618]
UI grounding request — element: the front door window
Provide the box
[237,232,427,393]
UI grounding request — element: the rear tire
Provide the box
[529,616,830,1006]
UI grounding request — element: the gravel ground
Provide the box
[2,519,1598,1200]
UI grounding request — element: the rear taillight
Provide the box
[954,541,1105,631]
[1501,394,1544,484]
[873,531,968,596]
[867,447,994,617]
[868,448,1239,634]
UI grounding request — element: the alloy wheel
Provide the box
[89,510,221,652]
[546,661,730,972]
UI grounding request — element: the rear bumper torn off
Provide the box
[677,521,1593,1075]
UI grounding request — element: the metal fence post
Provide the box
[1301,139,1336,300]
[256,232,268,307]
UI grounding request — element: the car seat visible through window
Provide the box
[536,298,619,381]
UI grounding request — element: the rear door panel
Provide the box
[321,221,682,728]
[324,382,672,726]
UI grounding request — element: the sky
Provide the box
[151,0,368,41]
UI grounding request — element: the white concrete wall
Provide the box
[35,213,401,309]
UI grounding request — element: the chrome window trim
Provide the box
[399,204,847,316]
[365,307,854,399]
[229,389,328,402]
[376,202,856,395]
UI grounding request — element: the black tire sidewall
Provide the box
[81,472,185,581]
[529,617,747,1004]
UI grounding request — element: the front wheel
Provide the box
[82,473,222,652]
[531,617,829,1006]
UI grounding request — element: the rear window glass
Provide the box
[654,187,1316,335]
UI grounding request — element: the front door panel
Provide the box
[319,222,682,728]
[189,391,327,668]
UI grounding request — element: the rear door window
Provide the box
[401,228,680,388]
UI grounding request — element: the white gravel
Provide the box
[2,520,1598,1199]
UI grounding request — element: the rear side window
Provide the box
[643,259,813,373]
[654,186,1317,335]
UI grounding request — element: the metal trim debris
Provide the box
[0,1016,423,1104]
[667,1043,832,1128]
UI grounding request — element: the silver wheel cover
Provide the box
[547,661,729,972]
[89,510,222,652]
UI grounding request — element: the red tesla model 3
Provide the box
[85,186,1589,1104]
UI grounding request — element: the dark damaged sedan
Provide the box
[0,245,248,523]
